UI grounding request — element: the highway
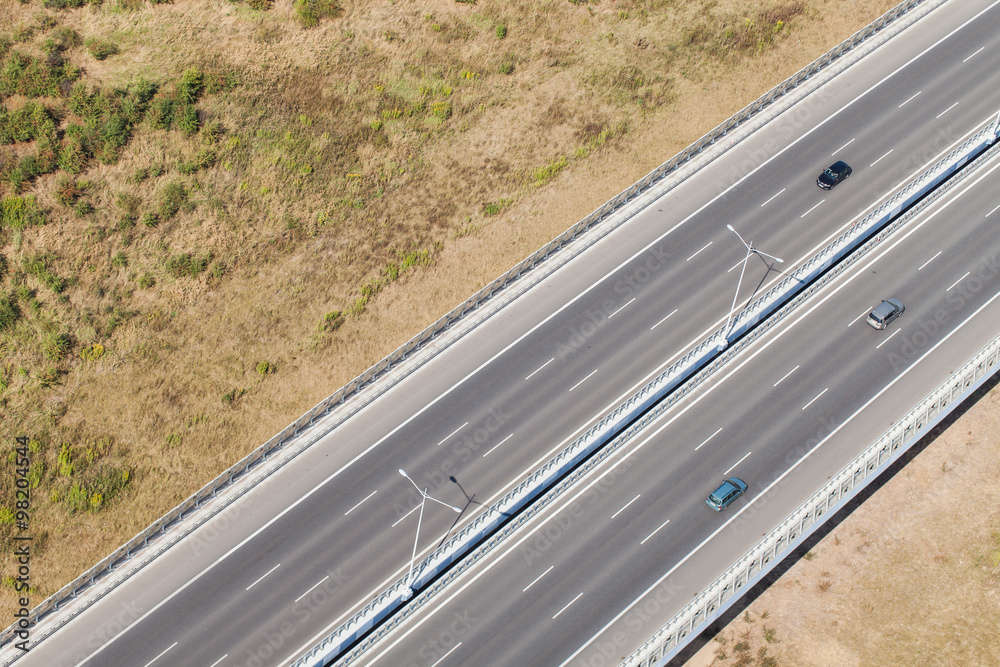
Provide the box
[11,1,1000,665]
[358,147,1000,667]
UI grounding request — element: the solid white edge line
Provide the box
[560,289,1000,667]
[523,565,555,592]
[70,6,1000,656]
[553,592,584,619]
[246,563,281,591]
[918,250,942,270]
[207,654,229,667]
[558,156,1000,666]
[773,364,800,387]
[300,6,1000,667]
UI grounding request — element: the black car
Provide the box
[817,160,852,189]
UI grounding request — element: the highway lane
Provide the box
[359,147,1000,667]
[14,1,1000,665]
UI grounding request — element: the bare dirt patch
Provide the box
[687,383,1000,666]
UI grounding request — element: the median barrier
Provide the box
[623,324,1000,667]
[329,132,1000,667]
[0,0,942,658]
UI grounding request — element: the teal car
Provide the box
[706,477,748,511]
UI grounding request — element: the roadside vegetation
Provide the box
[0,0,898,613]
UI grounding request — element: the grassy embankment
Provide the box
[0,0,898,615]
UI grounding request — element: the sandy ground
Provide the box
[683,380,1000,666]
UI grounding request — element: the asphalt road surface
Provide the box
[11,1,1000,666]
[358,148,1000,667]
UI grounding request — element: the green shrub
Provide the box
[22,253,65,292]
[147,97,174,130]
[140,212,158,228]
[165,251,211,278]
[0,101,57,144]
[255,361,273,376]
[496,24,507,39]
[79,342,105,360]
[66,483,87,513]
[1,195,46,231]
[179,67,203,104]
[104,306,135,336]
[176,104,199,135]
[34,13,58,30]
[52,26,82,50]
[482,198,513,217]
[116,192,142,216]
[221,387,245,405]
[498,61,514,75]
[320,310,344,332]
[533,156,568,184]
[57,136,87,173]
[137,273,155,289]
[295,0,340,27]
[0,294,19,331]
[42,331,72,361]
[110,251,127,268]
[84,37,119,61]
[157,181,187,220]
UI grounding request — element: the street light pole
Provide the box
[398,469,462,600]
[718,224,784,350]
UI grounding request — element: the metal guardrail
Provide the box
[725,118,1000,338]
[625,336,1000,667]
[333,110,1000,667]
[0,0,938,655]
[618,139,1000,667]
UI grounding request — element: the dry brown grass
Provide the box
[689,386,1000,667]
[1,0,900,615]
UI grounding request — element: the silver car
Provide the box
[867,298,904,330]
